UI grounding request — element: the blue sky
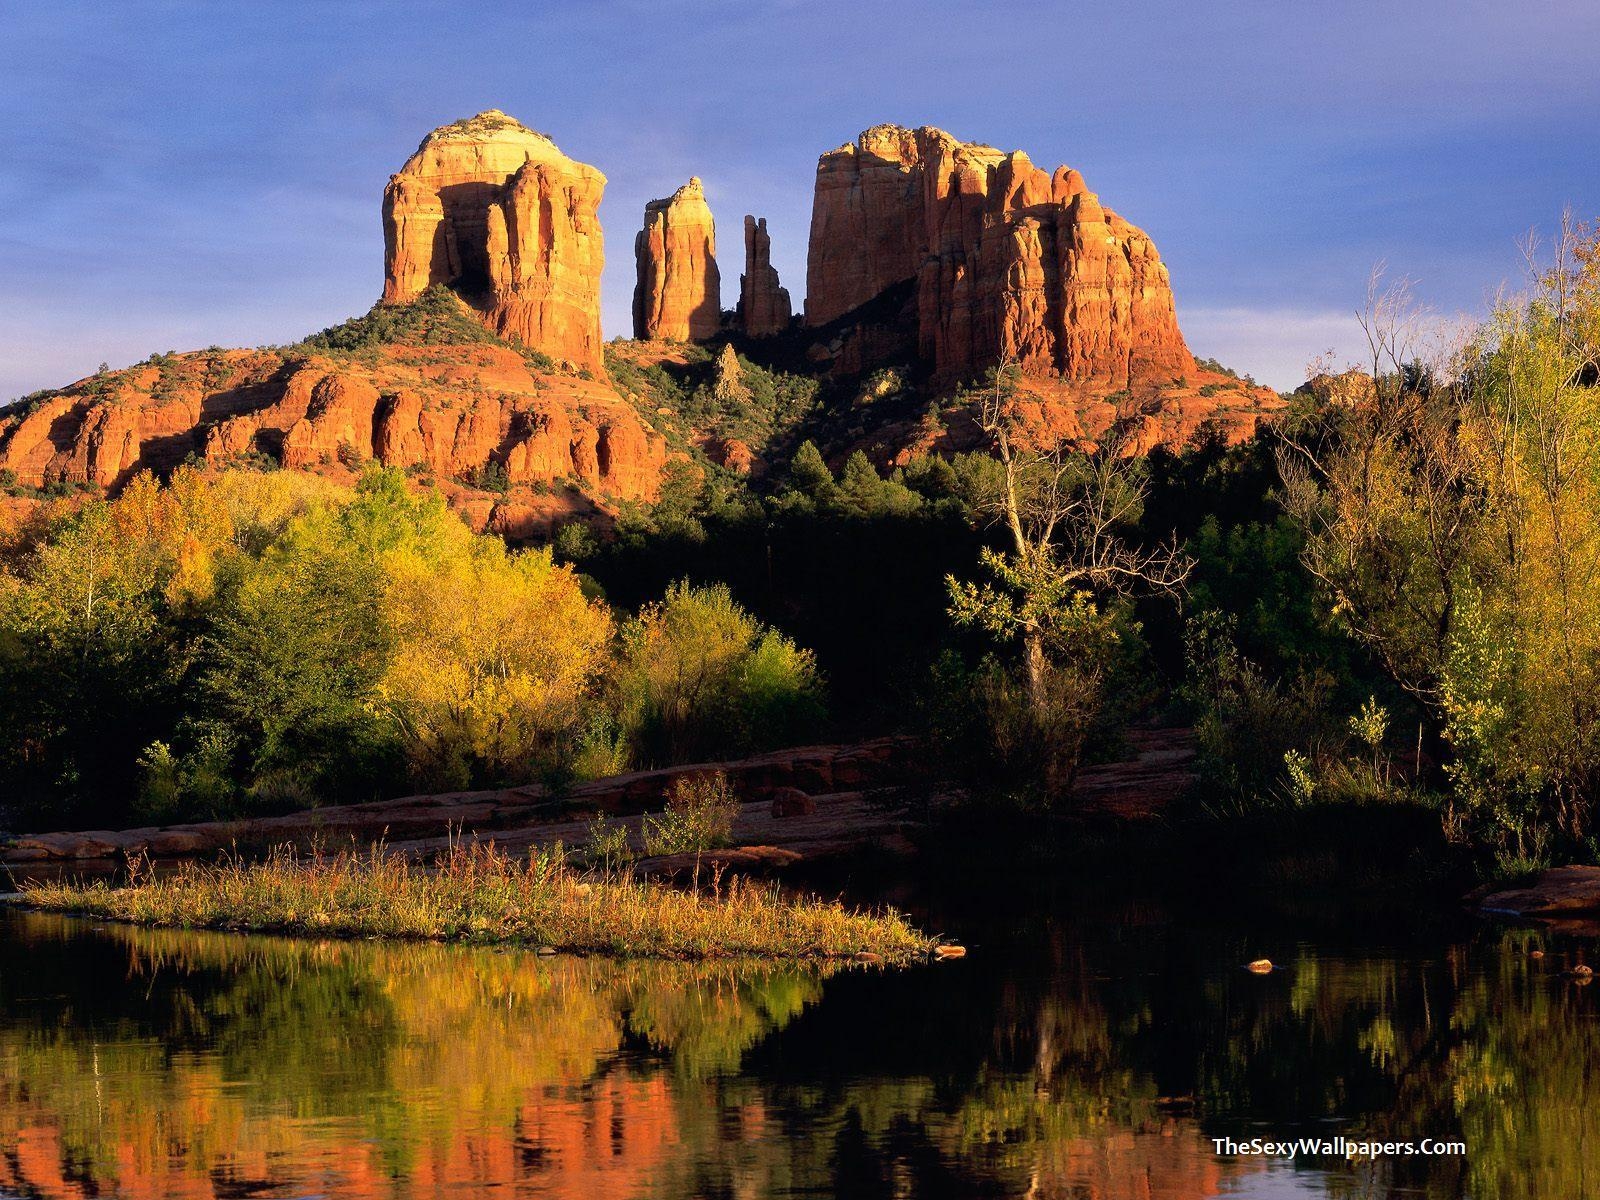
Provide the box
[3,0,1597,398]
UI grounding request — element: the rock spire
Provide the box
[632,177,721,341]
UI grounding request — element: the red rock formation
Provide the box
[632,177,721,341]
[0,356,282,492]
[281,375,382,468]
[708,436,755,475]
[737,215,791,337]
[805,125,940,328]
[804,124,1194,386]
[0,109,680,503]
[873,366,1284,465]
[0,345,668,502]
[0,113,1281,500]
[382,111,607,370]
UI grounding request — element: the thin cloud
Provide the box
[1180,307,1368,392]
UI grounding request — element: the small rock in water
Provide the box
[853,951,882,964]
[932,943,967,960]
[1573,964,1594,977]
[1530,949,1545,959]
[535,946,558,957]
[1246,959,1274,974]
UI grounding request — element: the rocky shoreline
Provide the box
[1471,865,1600,918]
[1,729,1202,882]
[1,738,919,872]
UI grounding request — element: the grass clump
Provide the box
[19,840,934,962]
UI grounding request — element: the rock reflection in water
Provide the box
[0,908,1595,1198]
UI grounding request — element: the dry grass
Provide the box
[18,841,935,963]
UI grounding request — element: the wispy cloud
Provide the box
[1180,306,1368,392]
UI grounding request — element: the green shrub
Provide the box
[583,816,635,875]
[925,635,1144,809]
[1182,612,1340,806]
[567,711,630,782]
[133,733,240,824]
[642,772,740,855]
[199,544,401,802]
[296,286,501,354]
[466,460,511,493]
[614,582,825,766]
[552,520,598,562]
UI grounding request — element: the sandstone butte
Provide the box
[737,215,792,337]
[0,113,1289,513]
[382,110,608,372]
[1297,368,1378,407]
[632,177,722,342]
[0,112,668,522]
[803,124,1282,449]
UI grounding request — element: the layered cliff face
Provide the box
[382,111,607,371]
[804,124,1193,386]
[0,340,667,508]
[798,123,1281,451]
[632,177,721,342]
[737,216,792,337]
[0,113,1284,510]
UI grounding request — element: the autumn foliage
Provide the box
[0,466,823,828]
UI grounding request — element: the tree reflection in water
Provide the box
[0,907,1592,1198]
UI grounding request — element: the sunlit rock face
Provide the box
[801,123,1286,452]
[804,123,1194,387]
[632,177,722,342]
[0,113,669,500]
[0,345,666,501]
[737,215,792,338]
[382,110,608,371]
[1297,369,1379,407]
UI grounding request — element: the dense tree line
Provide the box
[0,468,819,829]
[1280,223,1600,869]
[7,223,1600,878]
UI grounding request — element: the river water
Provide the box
[0,874,1594,1198]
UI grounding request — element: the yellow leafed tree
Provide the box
[381,536,613,789]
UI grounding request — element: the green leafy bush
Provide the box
[642,772,740,855]
[614,582,825,765]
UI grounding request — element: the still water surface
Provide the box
[0,882,1594,1198]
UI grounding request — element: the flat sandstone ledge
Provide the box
[1471,865,1600,916]
[0,738,921,866]
[0,727,1200,877]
